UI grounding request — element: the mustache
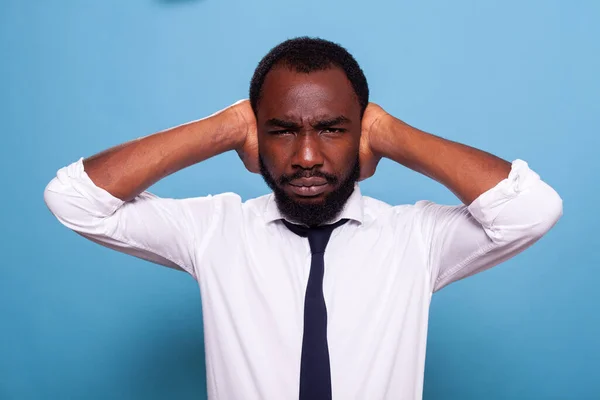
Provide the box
[278,169,339,186]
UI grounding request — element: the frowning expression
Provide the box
[256,65,362,225]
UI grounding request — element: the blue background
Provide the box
[1,0,598,399]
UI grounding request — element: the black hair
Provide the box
[249,37,369,117]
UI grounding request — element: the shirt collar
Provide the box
[264,184,364,226]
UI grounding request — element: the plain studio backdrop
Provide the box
[1,0,598,399]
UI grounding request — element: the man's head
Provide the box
[249,37,369,226]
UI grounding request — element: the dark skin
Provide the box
[238,67,511,206]
[256,66,362,206]
[81,63,511,270]
[83,65,510,222]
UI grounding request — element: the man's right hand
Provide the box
[228,100,259,174]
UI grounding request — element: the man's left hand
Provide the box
[359,102,389,180]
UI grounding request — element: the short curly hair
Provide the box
[249,37,369,117]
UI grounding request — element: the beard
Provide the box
[260,155,360,227]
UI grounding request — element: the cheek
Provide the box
[259,141,288,173]
[260,134,295,159]
[325,138,360,171]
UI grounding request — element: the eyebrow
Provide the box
[265,118,302,129]
[265,115,351,130]
[312,115,351,129]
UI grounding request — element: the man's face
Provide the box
[256,65,362,226]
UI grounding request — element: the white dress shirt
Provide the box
[44,158,562,400]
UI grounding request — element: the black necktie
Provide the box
[282,218,349,400]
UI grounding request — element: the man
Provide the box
[44,37,562,399]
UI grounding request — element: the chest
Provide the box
[196,222,431,327]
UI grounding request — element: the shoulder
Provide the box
[362,195,419,221]
[171,191,269,217]
[194,192,271,220]
[362,195,463,226]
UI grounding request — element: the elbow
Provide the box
[44,177,64,218]
[43,176,82,230]
[43,160,124,235]
[43,175,98,232]
[528,184,563,239]
[548,188,564,224]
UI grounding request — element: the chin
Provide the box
[292,195,328,205]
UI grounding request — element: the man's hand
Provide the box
[359,102,390,180]
[229,100,260,174]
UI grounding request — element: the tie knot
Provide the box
[283,219,348,254]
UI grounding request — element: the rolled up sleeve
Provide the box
[44,158,218,278]
[419,160,563,292]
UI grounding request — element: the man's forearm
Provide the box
[373,115,511,205]
[83,106,243,202]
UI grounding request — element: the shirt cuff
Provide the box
[56,157,125,217]
[467,159,540,238]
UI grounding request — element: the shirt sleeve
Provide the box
[416,159,563,292]
[43,158,218,279]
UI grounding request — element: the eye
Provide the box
[269,130,293,136]
[321,128,345,134]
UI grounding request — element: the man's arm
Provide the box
[360,103,563,291]
[83,100,256,201]
[44,100,257,276]
[362,104,511,205]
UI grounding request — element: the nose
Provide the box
[291,133,324,170]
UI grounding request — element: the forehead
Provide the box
[257,66,360,122]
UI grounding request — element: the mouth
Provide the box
[287,177,330,197]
